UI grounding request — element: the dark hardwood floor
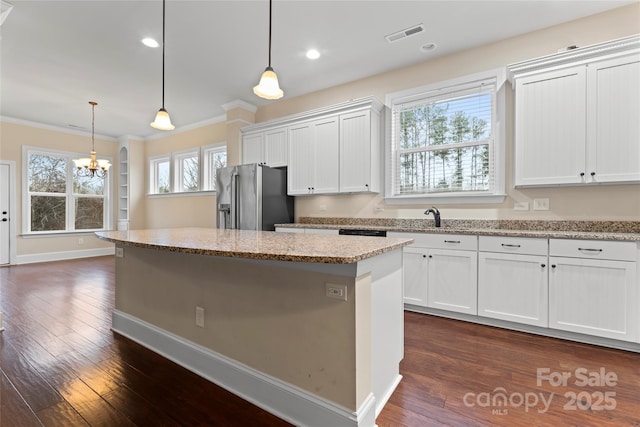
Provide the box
[1,256,638,426]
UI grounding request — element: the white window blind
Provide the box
[390,77,496,196]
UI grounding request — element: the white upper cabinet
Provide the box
[514,66,587,186]
[242,126,288,167]
[242,132,263,165]
[339,109,381,193]
[587,55,640,183]
[241,96,382,196]
[509,35,640,187]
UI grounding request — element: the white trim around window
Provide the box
[22,146,113,235]
[384,68,507,205]
[147,142,227,195]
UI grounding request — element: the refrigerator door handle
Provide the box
[230,171,239,229]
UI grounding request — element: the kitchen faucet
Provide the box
[424,207,441,228]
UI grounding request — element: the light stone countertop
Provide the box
[275,218,640,242]
[95,227,414,264]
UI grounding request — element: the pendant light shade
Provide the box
[254,66,283,99]
[151,107,174,130]
[254,0,283,100]
[150,0,175,130]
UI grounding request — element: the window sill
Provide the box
[147,190,216,198]
[384,193,506,205]
[21,231,105,238]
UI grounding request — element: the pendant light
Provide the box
[150,0,175,130]
[253,0,284,100]
[73,102,111,178]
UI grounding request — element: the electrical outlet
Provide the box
[513,202,529,211]
[533,198,550,211]
[115,247,124,258]
[326,283,347,301]
[195,306,205,328]
[78,237,84,245]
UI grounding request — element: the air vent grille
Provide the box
[385,24,425,43]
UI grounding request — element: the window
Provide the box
[149,155,170,194]
[202,144,227,191]
[174,149,199,192]
[148,143,226,194]
[23,147,111,234]
[385,69,505,203]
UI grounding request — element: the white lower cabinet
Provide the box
[478,237,549,327]
[402,246,429,307]
[427,248,477,315]
[389,232,477,314]
[548,239,638,342]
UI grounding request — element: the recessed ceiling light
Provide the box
[142,37,159,48]
[306,49,320,60]
[420,42,437,53]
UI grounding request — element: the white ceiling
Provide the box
[0,0,634,139]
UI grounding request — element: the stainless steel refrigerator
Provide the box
[216,163,294,231]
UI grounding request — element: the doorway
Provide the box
[0,161,16,265]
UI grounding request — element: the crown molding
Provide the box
[0,116,117,141]
[221,99,258,113]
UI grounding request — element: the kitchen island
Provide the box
[96,228,413,427]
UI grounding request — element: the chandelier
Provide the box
[73,101,111,178]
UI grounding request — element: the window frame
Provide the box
[149,154,171,194]
[201,143,227,191]
[172,148,200,193]
[22,146,113,235]
[384,68,507,205]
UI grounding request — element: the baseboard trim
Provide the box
[405,305,640,353]
[15,247,115,265]
[112,310,377,427]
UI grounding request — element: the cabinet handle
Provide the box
[444,240,461,244]
[551,264,557,269]
[365,184,369,188]
[422,254,427,258]
[590,172,595,177]
[501,243,521,248]
[578,248,603,253]
[580,172,585,177]
[428,255,432,258]
[541,263,546,268]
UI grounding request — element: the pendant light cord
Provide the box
[162,0,166,109]
[90,101,97,151]
[268,0,272,67]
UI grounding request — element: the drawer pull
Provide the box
[541,263,546,268]
[578,248,603,253]
[444,240,461,244]
[501,243,521,248]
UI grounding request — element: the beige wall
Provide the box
[0,121,117,257]
[143,120,227,229]
[256,3,640,221]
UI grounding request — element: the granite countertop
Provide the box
[95,227,413,264]
[275,218,640,242]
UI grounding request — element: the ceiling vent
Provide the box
[385,24,425,43]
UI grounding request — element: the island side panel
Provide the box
[114,245,362,411]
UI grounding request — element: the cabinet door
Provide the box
[402,247,428,306]
[587,54,640,183]
[427,249,477,315]
[549,257,637,342]
[514,66,586,186]
[340,110,373,193]
[242,133,264,165]
[478,252,548,326]
[264,127,288,167]
[288,123,315,195]
[312,116,340,194]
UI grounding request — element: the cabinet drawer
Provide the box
[550,239,637,261]
[479,236,548,255]
[388,232,477,251]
